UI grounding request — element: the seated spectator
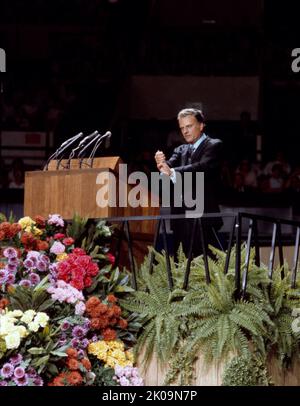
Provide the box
[268,163,284,193]
[264,151,291,177]
[285,167,300,194]
[232,172,245,192]
[8,169,24,189]
[257,174,270,193]
[236,159,257,189]
[8,158,25,188]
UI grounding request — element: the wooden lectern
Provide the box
[24,157,159,235]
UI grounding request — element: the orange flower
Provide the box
[81,358,92,371]
[106,308,114,318]
[90,318,101,330]
[98,303,108,314]
[0,298,9,309]
[36,240,49,251]
[67,371,83,386]
[107,294,118,303]
[109,317,118,326]
[85,296,101,311]
[112,305,122,317]
[66,348,78,359]
[52,374,67,386]
[0,230,6,240]
[118,318,128,329]
[88,306,102,318]
[67,358,79,370]
[102,328,117,341]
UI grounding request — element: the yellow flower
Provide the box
[88,341,109,360]
[56,253,68,262]
[108,340,124,351]
[18,216,36,230]
[126,350,134,363]
[32,227,43,236]
[109,349,126,363]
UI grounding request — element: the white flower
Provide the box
[0,317,15,336]
[20,310,36,324]
[5,331,21,349]
[7,310,23,318]
[27,322,40,332]
[15,325,28,338]
[34,312,49,328]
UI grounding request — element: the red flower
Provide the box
[56,250,99,290]
[36,240,49,251]
[34,215,46,228]
[54,233,65,240]
[63,237,74,246]
[107,253,115,265]
[72,248,86,256]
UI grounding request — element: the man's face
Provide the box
[178,115,204,144]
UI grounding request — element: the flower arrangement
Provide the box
[0,213,143,386]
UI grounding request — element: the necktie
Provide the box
[186,144,194,164]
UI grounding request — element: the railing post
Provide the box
[124,220,137,290]
[161,219,173,290]
[183,218,197,290]
[235,213,242,298]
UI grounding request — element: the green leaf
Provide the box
[28,347,47,355]
[50,351,68,357]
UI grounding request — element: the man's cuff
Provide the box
[170,168,176,183]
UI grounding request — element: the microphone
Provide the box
[65,130,99,169]
[80,131,111,168]
[44,132,83,170]
[55,132,85,170]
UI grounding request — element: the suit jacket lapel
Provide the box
[183,144,191,165]
[191,137,210,162]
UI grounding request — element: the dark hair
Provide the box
[177,108,205,123]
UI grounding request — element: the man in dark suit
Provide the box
[155,108,223,257]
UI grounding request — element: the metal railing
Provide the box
[98,212,300,297]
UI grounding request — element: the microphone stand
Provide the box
[80,131,111,168]
[55,132,84,170]
[78,133,104,168]
[89,132,111,168]
[44,131,83,170]
[65,130,98,169]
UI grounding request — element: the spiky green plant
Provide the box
[123,244,300,385]
[262,263,300,366]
